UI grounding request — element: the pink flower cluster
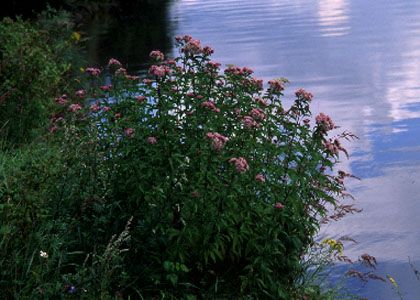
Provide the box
[323,138,344,156]
[206,132,229,151]
[315,113,335,131]
[243,78,263,91]
[207,61,221,69]
[255,97,268,107]
[100,85,112,91]
[115,67,127,76]
[250,108,265,121]
[55,94,68,105]
[149,50,165,61]
[183,38,201,54]
[69,103,82,112]
[255,173,266,183]
[268,79,286,93]
[200,100,220,113]
[295,88,313,101]
[224,66,254,76]
[147,136,157,144]
[274,202,284,209]
[86,67,101,76]
[124,128,135,138]
[243,116,259,129]
[149,65,171,78]
[229,157,249,173]
[136,95,147,103]
[108,58,122,67]
[75,89,86,98]
[90,103,100,112]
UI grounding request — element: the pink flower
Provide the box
[255,97,268,107]
[49,126,58,133]
[181,38,202,55]
[75,89,86,98]
[55,94,68,105]
[108,58,122,67]
[200,100,220,113]
[295,88,313,101]
[115,68,127,76]
[147,136,157,144]
[206,132,229,151]
[255,173,266,183]
[268,79,286,93]
[243,116,259,129]
[69,103,82,112]
[274,202,284,209]
[114,112,121,119]
[124,128,135,138]
[315,113,335,131]
[136,95,147,103]
[100,85,112,91]
[202,46,214,56]
[85,67,101,76]
[191,191,200,198]
[149,65,171,78]
[90,103,100,112]
[103,106,111,112]
[250,108,265,121]
[229,157,249,173]
[143,79,153,85]
[149,50,165,61]
[207,61,221,69]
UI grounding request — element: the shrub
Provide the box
[0,10,82,146]
[1,36,354,299]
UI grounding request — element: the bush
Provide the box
[0,36,354,299]
[0,10,82,146]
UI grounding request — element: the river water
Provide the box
[88,0,420,298]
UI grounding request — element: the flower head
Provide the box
[124,128,135,138]
[147,136,157,144]
[200,100,220,113]
[75,89,86,98]
[149,65,171,78]
[295,88,313,101]
[229,157,249,173]
[206,132,229,151]
[85,67,101,76]
[108,58,122,67]
[136,95,147,103]
[149,50,165,61]
[274,202,284,209]
[255,173,266,183]
[90,103,100,112]
[69,103,82,112]
[40,251,48,258]
[316,113,335,131]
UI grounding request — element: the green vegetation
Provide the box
[0,12,360,299]
[0,10,83,146]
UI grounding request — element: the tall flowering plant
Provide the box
[50,36,355,298]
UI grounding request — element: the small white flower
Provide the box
[40,251,48,258]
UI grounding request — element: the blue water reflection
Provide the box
[169,0,420,298]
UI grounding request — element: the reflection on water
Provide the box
[168,0,420,298]
[82,0,172,71]
[318,0,350,37]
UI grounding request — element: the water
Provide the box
[85,1,420,298]
[167,1,420,298]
